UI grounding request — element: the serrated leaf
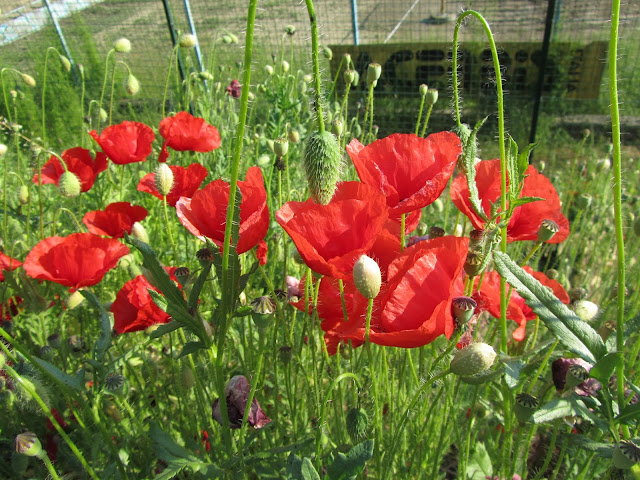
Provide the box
[509,196,544,209]
[148,289,168,313]
[493,251,606,363]
[188,262,213,311]
[301,457,321,480]
[30,356,84,392]
[533,398,580,424]
[178,341,206,358]
[590,352,623,383]
[616,403,640,425]
[467,442,492,478]
[150,321,182,339]
[517,143,535,181]
[561,434,614,457]
[239,261,259,294]
[503,357,525,388]
[326,439,374,480]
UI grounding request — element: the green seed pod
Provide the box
[344,69,356,85]
[114,37,131,53]
[155,163,174,196]
[285,25,296,36]
[429,226,445,239]
[303,131,342,204]
[125,73,140,95]
[104,373,125,394]
[566,364,589,388]
[58,171,81,198]
[221,35,232,44]
[274,138,289,157]
[514,393,539,423]
[367,63,381,87]
[451,296,476,325]
[331,118,344,137]
[279,345,293,364]
[537,219,559,242]
[353,255,381,299]
[346,407,369,442]
[613,440,640,469]
[450,342,497,377]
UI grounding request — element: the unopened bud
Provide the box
[114,38,131,53]
[450,342,497,376]
[180,365,195,389]
[179,34,197,48]
[419,84,429,96]
[285,25,296,36]
[15,432,43,458]
[573,299,598,323]
[281,60,290,73]
[366,63,381,87]
[21,74,36,88]
[59,55,71,72]
[274,137,289,157]
[221,35,232,44]
[452,296,476,325]
[155,163,174,196]
[130,222,149,244]
[288,130,300,144]
[66,290,85,309]
[199,71,214,81]
[353,255,381,299]
[537,219,559,242]
[426,88,438,105]
[322,45,333,61]
[303,131,342,204]
[346,407,369,442]
[17,185,29,205]
[265,65,274,76]
[0,144,7,156]
[125,73,140,95]
[99,108,108,123]
[58,171,81,198]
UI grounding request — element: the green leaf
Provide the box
[493,251,606,363]
[30,356,84,392]
[80,289,112,363]
[150,321,182,339]
[502,357,525,388]
[561,434,614,458]
[178,341,206,358]
[616,403,640,426]
[285,453,303,479]
[326,439,374,480]
[188,262,213,311]
[533,398,581,424]
[301,457,321,480]
[467,442,492,479]
[148,289,168,313]
[590,352,623,383]
[509,196,544,209]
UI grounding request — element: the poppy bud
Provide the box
[573,299,598,323]
[537,219,559,242]
[297,80,307,94]
[125,73,140,96]
[352,123,362,138]
[0,143,7,156]
[222,35,232,44]
[353,255,381,299]
[331,118,344,137]
[281,60,290,73]
[20,73,36,87]
[155,163,174,196]
[274,137,289,157]
[452,296,476,325]
[180,365,195,389]
[15,432,43,458]
[426,88,438,106]
[576,194,592,209]
[322,45,333,61]
[58,171,81,198]
[545,268,559,280]
[114,38,131,53]
[285,25,296,36]
[265,65,274,76]
[199,71,214,81]
[367,63,381,87]
[66,290,85,309]
[613,440,640,469]
[288,130,300,144]
[256,154,270,167]
[303,131,342,205]
[566,363,590,388]
[429,226,445,239]
[130,222,149,244]
[58,54,71,72]
[179,33,197,48]
[279,345,293,364]
[17,185,29,205]
[450,342,497,376]
[346,407,369,442]
[514,393,539,423]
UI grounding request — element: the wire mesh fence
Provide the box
[1,0,639,149]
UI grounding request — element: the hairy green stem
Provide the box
[304,0,325,132]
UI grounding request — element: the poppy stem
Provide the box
[161,195,177,256]
[415,90,426,136]
[304,0,325,133]
[97,49,115,131]
[338,279,349,323]
[161,46,178,119]
[419,104,433,138]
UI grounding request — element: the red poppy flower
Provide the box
[226,79,241,98]
[472,267,570,341]
[137,163,208,206]
[176,166,269,257]
[1,296,23,321]
[347,132,461,218]
[23,233,129,291]
[0,252,22,282]
[450,159,570,243]
[315,236,468,353]
[158,112,221,162]
[277,182,391,280]
[89,121,155,165]
[33,147,108,193]
[82,202,148,238]
[111,270,178,334]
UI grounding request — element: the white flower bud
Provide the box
[450,342,497,376]
[155,164,174,196]
[353,255,381,299]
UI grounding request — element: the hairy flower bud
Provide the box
[21,74,36,88]
[353,255,381,299]
[419,84,429,96]
[15,432,43,458]
[0,144,7,156]
[366,63,381,87]
[114,38,131,53]
[130,221,149,244]
[346,407,369,442]
[59,55,71,72]
[180,365,195,389]
[303,131,342,204]
[450,342,497,376]
[179,33,197,48]
[17,185,29,205]
[573,299,599,323]
[155,163,174,196]
[58,171,81,198]
[125,73,140,95]
[288,129,300,144]
[281,60,290,73]
[426,88,438,106]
